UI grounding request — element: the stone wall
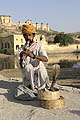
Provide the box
[47,53,80,64]
[0,35,14,54]
[45,44,80,54]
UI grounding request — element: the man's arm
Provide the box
[20,50,48,62]
[35,55,48,62]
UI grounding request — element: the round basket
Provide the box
[40,96,65,109]
[38,88,60,100]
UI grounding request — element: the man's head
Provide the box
[22,24,35,42]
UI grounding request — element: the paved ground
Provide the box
[0,75,80,120]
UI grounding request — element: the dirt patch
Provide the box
[0,69,22,78]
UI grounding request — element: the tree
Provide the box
[54,33,74,46]
[78,34,80,39]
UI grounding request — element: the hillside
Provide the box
[0,25,22,36]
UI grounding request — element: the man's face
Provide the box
[23,33,34,42]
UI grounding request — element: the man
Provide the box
[15,24,49,100]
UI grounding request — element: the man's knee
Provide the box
[38,67,46,79]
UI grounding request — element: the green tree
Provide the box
[54,33,74,46]
[78,34,80,39]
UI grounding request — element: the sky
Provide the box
[0,0,80,33]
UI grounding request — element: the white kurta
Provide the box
[18,41,49,90]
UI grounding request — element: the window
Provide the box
[9,18,11,23]
[7,43,10,48]
[5,43,7,48]
[16,45,19,50]
[40,35,42,41]
[3,19,5,23]
[21,39,23,43]
[16,39,18,41]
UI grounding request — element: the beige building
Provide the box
[0,15,12,24]
[18,20,49,31]
[0,34,47,55]
[0,15,50,31]
[25,20,49,31]
[34,23,49,31]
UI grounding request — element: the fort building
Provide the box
[20,20,49,31]
[0,15,49,31]
[0,15,12,24]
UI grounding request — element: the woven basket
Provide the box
[38,88,60,100]
[40,96,65,109]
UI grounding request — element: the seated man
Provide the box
[15,24,49,100]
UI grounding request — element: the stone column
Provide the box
[9,16,11,23]
[41,23,44,30]
[36,22,38,30]
[46,23,49,31]
[1,16,3,24]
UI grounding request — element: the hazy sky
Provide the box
[0,0,80,33]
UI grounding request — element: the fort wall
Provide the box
[45,44,80,54]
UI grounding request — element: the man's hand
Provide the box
[27,50,34,58]
[20,50,34,58]
[20,50,48,62]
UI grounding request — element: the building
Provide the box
[0,15,12,24]
[19,20,49,31]
[0,34,47,55]
[0,15,50,31]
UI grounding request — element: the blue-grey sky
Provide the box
[0,0,80,33]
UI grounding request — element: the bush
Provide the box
[46,32,52,36]
[54,33,74,46]
[73,39,80,44]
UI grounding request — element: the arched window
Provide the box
[16,45,19,50]
[5,43,7,48]
[21,39,23,43]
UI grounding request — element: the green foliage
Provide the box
[46,32,52,36]
[73,39,80,44]
[78,34,80,39]
[54,33,74,46]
